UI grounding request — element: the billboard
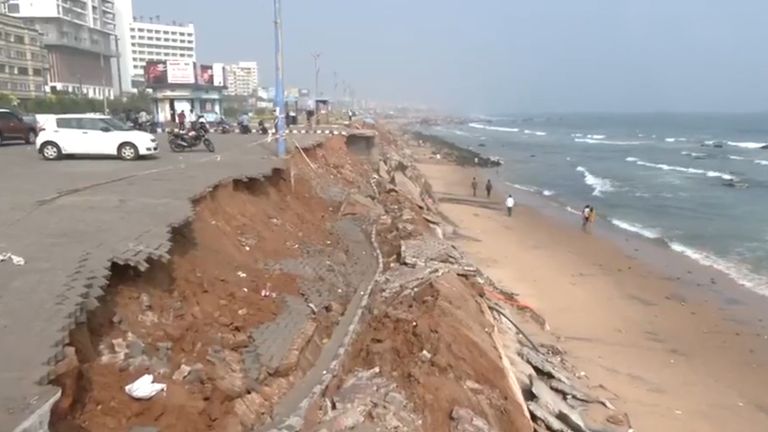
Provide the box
[198,64,214,85]
[144,61,168,85]
[166,60,195,84]
[212,63,225,86]
[299,88,310,97]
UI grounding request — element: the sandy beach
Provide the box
[416,159,768,432]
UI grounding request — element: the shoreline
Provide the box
[408,143,768,431]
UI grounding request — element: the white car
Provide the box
[36,114,159,161]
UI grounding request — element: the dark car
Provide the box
[0,109,37,145]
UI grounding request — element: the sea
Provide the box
[419,113,768,296]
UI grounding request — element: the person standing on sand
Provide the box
[582,205,596,229]
[471,177,478,197]
[505,194,515,216]
[485,179,493,198]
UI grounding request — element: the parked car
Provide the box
[36,114,159,161]
[0,109,38,145]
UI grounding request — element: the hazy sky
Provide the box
[133,0,768,113]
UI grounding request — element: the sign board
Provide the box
[299,88,310,97]
[198,64,214,85]
[144,61,168,85]
[167,60,195,84]
[212,63,225,87]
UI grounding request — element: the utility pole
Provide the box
[273,0,286,158]
[100,53,107,113]
[311,52,320,126]
[114,35,123,96]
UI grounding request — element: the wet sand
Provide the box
[418,161,768,432]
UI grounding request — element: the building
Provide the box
[128,19,195,88]
[4,0,117,99]
[112,0,132,94]
[0,13,47,98]
[224,61,258,96]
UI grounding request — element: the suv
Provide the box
[0,109,37,145]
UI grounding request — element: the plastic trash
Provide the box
[0,252,25,266]
[124,374,166,400]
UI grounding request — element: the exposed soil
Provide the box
[50,143,359,431]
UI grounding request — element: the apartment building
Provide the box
[224,61,258,96]
[4,0,117,98]
[128,20,195,84]
[0,13,47,98]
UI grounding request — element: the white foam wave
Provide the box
[587,134,606,139]
[665,137,688,143]
[571,133,584,138]
[574,138,646,145]
[755,160,768,166]
[610,219,662,239]
[669,242,768,293]
[576,166,614,196]
[542,190,555,196]
[727,141,767,149]
[625,157,736,181]
[727,155,746,160]
[681,151,707,158]
[468,122,519,133]
[507,183,556,197]
[524,129,547,136]
[449,129,470,137]
[565,206,581,216]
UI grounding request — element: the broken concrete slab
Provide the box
[531,376,589,432]
[519,347,572,385]
[450,406,492,432]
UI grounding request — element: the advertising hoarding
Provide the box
[212,63,225,87]
[167,60,195,84]
[198,64,214,85]
[144,61,168,85]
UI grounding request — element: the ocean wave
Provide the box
[507,183,556,197]
[610,219,662,239]
[727,141,767,149]
[576,166,614,196]
[668,242,768,293]
[665,137,687,143]
[681,151,707,158]
[755,160,768,166]
[468,122,520,133]
[727,155,746,160]
[625,157,736,181]
[449,129,471,137]
[571,133,584,138]
[524,129,547,136]
[587,134,606,139]
[574,138,647,145]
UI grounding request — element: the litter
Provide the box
[124,374,166,400]
[0,252,25,266]
[237,271,247,278]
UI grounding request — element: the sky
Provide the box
[133,0,768,114]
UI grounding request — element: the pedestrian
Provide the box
[582,205,596,229]
[505,194,515,216]
[485,179,493,198]
[471,177,478,197]
[170,109,176,125]
[177,110,186,131]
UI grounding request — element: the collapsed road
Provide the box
[2,126,634,432]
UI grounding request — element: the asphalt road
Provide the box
[0,131,325,429]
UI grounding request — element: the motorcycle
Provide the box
[216,120,233,134]
[238,122,252,134]
[257,120,269,135]
[168,123,215,153]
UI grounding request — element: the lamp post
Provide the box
[273,0,286,158]
[311,52,320,126]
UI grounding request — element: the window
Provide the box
[17,67,29,75]
[0,65,6,73]
[30,37,38,46]
[0,112,18,122]
[13,35,24,44]
[32,68,42,77]
[56,118,80,129]
[7,4,20,13]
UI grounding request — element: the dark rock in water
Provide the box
[478,143,486,147]
[722,181,749,189]
[409,131,502,167]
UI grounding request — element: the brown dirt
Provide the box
[338,271,531,432]
[51,150,351,432]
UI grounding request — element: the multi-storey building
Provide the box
[128,20,195,85]
[4,0,117,98]
[224,61,258,96]
[0,13,47,98]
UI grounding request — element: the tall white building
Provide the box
[4,0,117,98]
[224,61,258,96]
[112,0,133,94]
[128,20,195,84]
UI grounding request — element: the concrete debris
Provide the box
[450,406,492,432]
[531,376,589,432]
[549,379,615,410]
[233,392,269,428]
[519,347,572,385]
[172,364,192,381]
[527,401,573,432]
[400,238,463,268]
[393,172,425,207]
[140,293,151,311]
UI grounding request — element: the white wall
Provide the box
[112,0,134,93]
[10,0,59,17]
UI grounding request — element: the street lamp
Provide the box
[311,52,320,126]
[273,0,286,158]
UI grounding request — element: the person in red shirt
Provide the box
[177,110,186,131]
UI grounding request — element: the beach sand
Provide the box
[418,160,768,432]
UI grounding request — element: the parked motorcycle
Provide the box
[238,122,252,134]
[168,124,215,152]
[216,119,233,134]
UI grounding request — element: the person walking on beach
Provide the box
[471,177,478,197]
[485,179,493,198]
[582,205,596,229]
[505,194,515,216]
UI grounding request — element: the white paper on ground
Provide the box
[124,374,167,400]
[0,252,25,266]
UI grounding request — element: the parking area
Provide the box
[0,132,325,428]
